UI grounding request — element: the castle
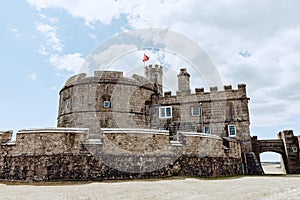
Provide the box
[1,65,300,181]
[58,65,251,152]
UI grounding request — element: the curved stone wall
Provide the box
[57,71,156,135]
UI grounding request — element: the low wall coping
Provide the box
[1,141,16,146]
[102,128,169,135]
[179,131,222,140]
[17,127,89,134]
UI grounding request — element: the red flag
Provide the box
[142,53,149,62]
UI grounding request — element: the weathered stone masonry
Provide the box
[0,128,242,181]
[58,66,252,153]
[250,130,300,174]
[0,65,254,181]
[1,64,300,179]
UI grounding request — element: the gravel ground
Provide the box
[1,176,300,200]
[1,165,299,200]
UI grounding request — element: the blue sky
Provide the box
[1,1,127,130]
[1,1,300,161]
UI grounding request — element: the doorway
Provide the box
[260,152,286,174]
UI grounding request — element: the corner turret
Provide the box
[145,64,163,95]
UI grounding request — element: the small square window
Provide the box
[65,99,71,109]
[159,106,172,118]
[228,125,236,137]
[191,106,200,116]
[204,126,211,134]
[166,107,172,117]
[103,101,110,108]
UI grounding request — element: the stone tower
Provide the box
[57,71,156,137]
[177,68,190,95]
[145,64,163,95]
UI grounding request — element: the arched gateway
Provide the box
[251,130,300,174]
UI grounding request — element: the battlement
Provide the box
[164,84,247,96]
[194,84,247,94]
[0,130,13,144]
[145,64,163,71]
[94,71,123,79]
[64,73,87,87]
[62,70,156,92]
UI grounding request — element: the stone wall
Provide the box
[249,130,300,175]
[155,84,251,152]
[57,71,156,136]
[0,130,13,144]
[278,130,300,174]
[57,68,251,153]
[0,128,242,181]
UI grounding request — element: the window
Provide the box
[103,101,110,108]
[65,99,71,109]
[226,103,234,121]
[159,106,172,118]
[228,125,236,137]
[191,106,200,116]
[204,126,211,134]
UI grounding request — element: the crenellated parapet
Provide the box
[194,84,247,95]
[162,83,248,101]
[64,73,87,88]
[62,71,155,91]
[145,64,163,73]
[0,130,13,144]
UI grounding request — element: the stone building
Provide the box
[58,65,251,152]
[1,64,300,181]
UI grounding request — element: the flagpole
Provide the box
[143,53,149,68]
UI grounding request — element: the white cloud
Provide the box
[9,27,22,37]
[27,73,37,81]
[38,45,48,55]
[49,17,59,24]
[27,0,122,25]
[36,22,84,74]
[88,33,97,40]
[26,0,300,131]
[49,53,85,73]
[36,23,63,52]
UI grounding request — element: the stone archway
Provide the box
[259,152,286,174]
[251,130,300,174]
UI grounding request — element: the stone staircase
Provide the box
[243,152,264,175]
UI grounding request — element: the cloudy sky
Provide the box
[1,0,300,152]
